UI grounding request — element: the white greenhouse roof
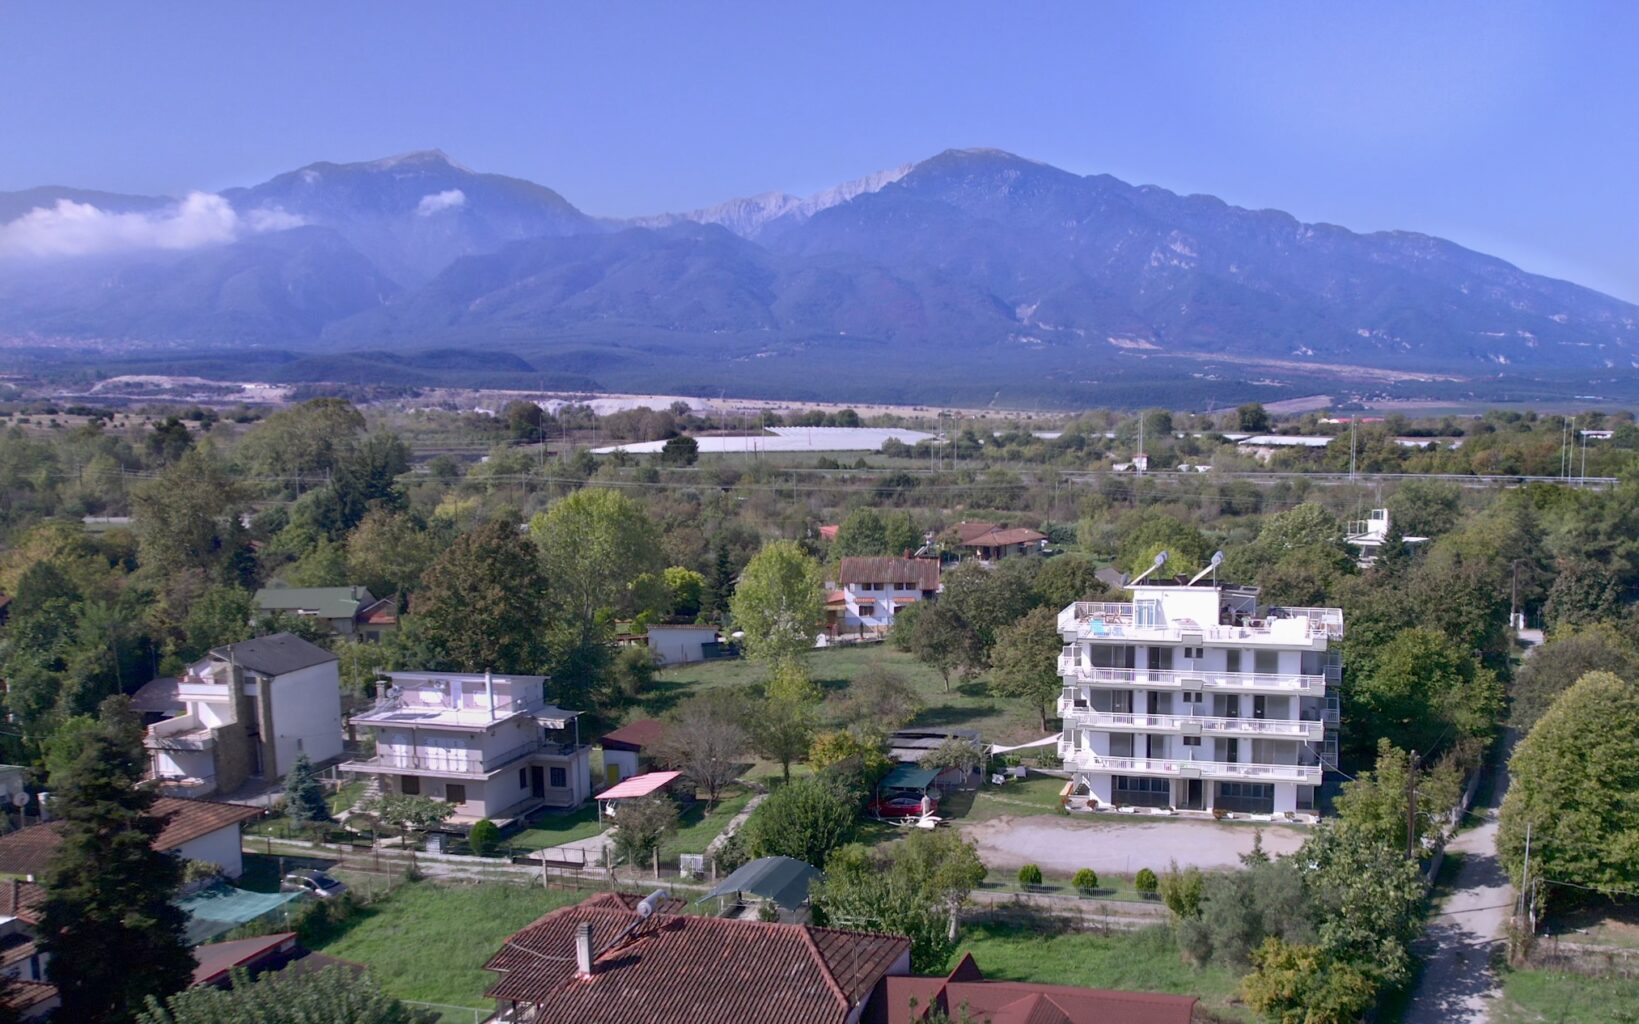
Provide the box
[593,426,938,455]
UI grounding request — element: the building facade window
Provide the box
[401,776,420,796]
[550,766,567,788]
[445,783,467,805]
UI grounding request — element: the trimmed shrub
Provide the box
[1135,867,1159,894]
[1072,868,1099,892]
[1017,864,1043,887]
[468,818,501,857]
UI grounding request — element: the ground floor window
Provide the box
[445,783,466,805]
[1215,781,1274,814]
[1296,786,1316,811]
[1113,774,1170,808]
[400,775,420,796]
[550,766,567,788]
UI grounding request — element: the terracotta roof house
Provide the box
[830,556,941,637]
[481,891,911,1024]
[0,797,261,880]
[869,953,1199,1024]
[598,719,668,786]
[947,522,1047,562]
[0,880,53,1020]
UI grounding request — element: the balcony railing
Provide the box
[344,741,585,778]
[1057,706,1323,740]
[1057,658,1326,695]
[145,714,217,751]
[1058,602,1343,643]
[1057,749,1321,784]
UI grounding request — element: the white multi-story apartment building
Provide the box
[1056,576,1341,816]
[342,671,592,825]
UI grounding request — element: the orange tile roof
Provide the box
[870,954,1197,1024]
[599,719,668,751]
[484,892,909,1024]
[0,798,261,877]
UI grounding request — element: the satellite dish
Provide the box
[1209,550,1224,567]
[1153,551,1169,567]
[10,793,27,808]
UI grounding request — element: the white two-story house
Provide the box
[1055,570,1342,817]
[828,556,940,636]
[145,633,344,798]
[342,671,592,826]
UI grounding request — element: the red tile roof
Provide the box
[0,879,46,925]
[837,557,940,591]
[595,771,681,801]
[190,932,299,987]
[599,719,669,752]
[819,524,840,540]
[484,891,909,1024]
[0,798,261,877]
[1,979,56,1014]
[357,597,399,626]
[960,526,1047,548]
[869,954,1197,1024]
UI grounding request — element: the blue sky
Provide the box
[4,2,1637,301]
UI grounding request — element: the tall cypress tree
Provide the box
[41,696,194,1024]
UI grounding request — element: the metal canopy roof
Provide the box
[879,765,939,791]
[596,770,682,801]
[698,855,822,910]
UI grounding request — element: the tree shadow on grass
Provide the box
[910,704,996,728]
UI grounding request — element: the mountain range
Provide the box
[2,148,1636,405]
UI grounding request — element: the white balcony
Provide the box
[1058,601,1342,647]
[1058,749,1321,784]
[1057,658,1326,696]
[145,714,217,751]
[1057,705,1324,741]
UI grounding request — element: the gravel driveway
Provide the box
[960,814,1307,875]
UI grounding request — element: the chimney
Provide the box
[574,921,595,978]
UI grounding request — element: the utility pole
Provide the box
[1405,749,1419,861]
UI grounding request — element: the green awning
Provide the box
[698,856,821,910]
[178,882,303,944]
[880,765,938,792]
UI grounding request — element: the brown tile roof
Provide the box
[1,979,56,1013]
[0,879,46,924]
[837,557,940,591]
[950,521,1002,543]
[483,891,909,1024]
[599,719,669,752]
[0,798,261,877]
[869,954,1198,1024]
[960,526,1047,548]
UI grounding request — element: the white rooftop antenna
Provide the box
[1129,550,1169,586]
[1186,550,1225,587]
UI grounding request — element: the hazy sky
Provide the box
[4,2,1637,300]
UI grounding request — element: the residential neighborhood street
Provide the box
[1401,757,1515,1024]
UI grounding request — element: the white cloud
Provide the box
[416,189,467,216]
[0,192,306,260]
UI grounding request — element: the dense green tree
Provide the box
[138,965,424,1024]
[891,599,980,693]
[1031,553,1111,609]
[1345,627,1503,758]
[531,488,665,629]
[1114,511,1209,579]
[608,794,678,868]
[235,398,366,489]
[1499,671,1639,907]
[659,434,699,466]
[412,518,549,673]
[662,565,706,618]
[1297,823,1425,990]
[1242,939,1376,1024]
[144,417,194,465]
[1542,557,1624,632]
[813,832,986,971]
[1178,858,1313,969]
[833,508,887,556]
[283,753,332,829]
[1334,739,1463,858]
[938,559,1041,657]
[176,585,255,662]
[42,696,194,1024]
[131,445,250,584]
[729,541,824,664]
[1510,623,1639,731]
[1386,479,1463,538]
[987,606,1066,729]
[742,775,856,865]
[1235,403,1271,433]
[344,509,444,598]
[700,544,737,624]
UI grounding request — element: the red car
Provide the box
[870,793,936,818]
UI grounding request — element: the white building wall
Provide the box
[842,583,926,631]
[171,825,245,878]
[268,661,343,773]
[646,626,718,666]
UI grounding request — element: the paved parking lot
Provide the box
[960,814,1307,875]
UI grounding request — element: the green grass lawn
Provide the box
[1494,965,1639,1023]
[955,775,1069,822]
[646,645,1045,745]
[506,804,606,851]
[948,920,1251,1022]
[308,880,587,1013]
[668,788,754,855]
